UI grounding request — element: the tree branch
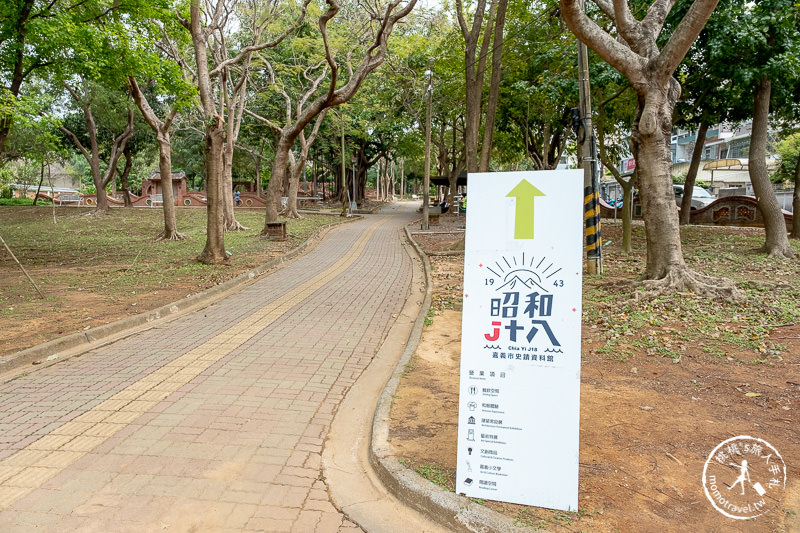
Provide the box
[642,0,678,37]
[320,0,341,102]
[209,0,313,77]
[654,0,720,79]
[129,76,165,132]
[243,108,283,133]
[612,0,640,46]
[593,0,616,21]
[58,124,91,162]
[599,84,630,107]
[560,0,645,81]
[101,109,135,187]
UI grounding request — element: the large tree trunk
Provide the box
[479,0,507,172]
[791,154,800,239]
[619,178,635,252]
[264,136,292,227]
[33,161,45,206]
[457,0,494,173]
[156,134,186,241]
[749,75,794,257]
[632,83,733,295]
[84,108,133,215]
[129,77,185,240]
[120,146,134,208]
[286,174,300,218]
[559,0,736,298]
[197,120,227,263]
[91,161,110,213]
[285,151,302,219]
[632,86,685,279]
[222,142,247,231]
[680,122,709,224]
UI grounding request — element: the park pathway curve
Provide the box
[0,203,420,532]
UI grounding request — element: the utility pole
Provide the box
[577,4,602,274]
[423,60,433,230]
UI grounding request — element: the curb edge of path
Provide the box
[0,214,358,382]
[366,225,531,533]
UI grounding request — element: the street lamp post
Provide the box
[423,60,433,230]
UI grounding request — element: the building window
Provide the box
[729,139,750,159]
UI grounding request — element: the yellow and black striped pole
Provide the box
[584,181,602,274]
[577,23,603,275]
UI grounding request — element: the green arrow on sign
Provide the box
[506,179,545,239]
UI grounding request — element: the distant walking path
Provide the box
[0,203,418,532]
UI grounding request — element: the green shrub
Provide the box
[0,197,35,205]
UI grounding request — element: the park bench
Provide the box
[149,194,163,207]
[58,193,83,206]
[298,196,322,208]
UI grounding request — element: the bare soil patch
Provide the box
[392,214,800,531]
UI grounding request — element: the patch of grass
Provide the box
[577,507,603,518]
[596,339,633,361]
[401,354,418,378]
[401,459,455,490]
[414,462,453,489]
[424,309,435,326]
[513,509,546,528]
[551,510,574,525]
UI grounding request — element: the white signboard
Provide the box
[455,171,583,511]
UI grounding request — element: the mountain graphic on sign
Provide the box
[497,269,549,293]
[483,253,563,293]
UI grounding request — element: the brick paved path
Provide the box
[0,204,417,532]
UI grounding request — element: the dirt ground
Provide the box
[390,214,800,532]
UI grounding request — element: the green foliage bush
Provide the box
[0,197,51,205]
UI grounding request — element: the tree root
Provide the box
[196,251,230,265]
[760,243,796,259]
[155,230,188,242]
[636,266,742,301]
[224,220,250,232]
